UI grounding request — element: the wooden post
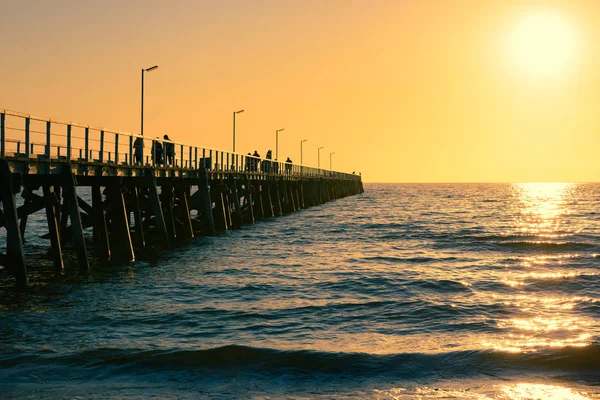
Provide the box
[146,174,171,247]
[175,183,194,239]
[288,182,297,212]
[43,185,64,273]
[244,178,255,224]
[199,173,216,235]
[274,183,283,216]
[160,184,177,242]
[254,180,264,221]
[264,182,274,217]
[294,183,301,210]
[0,160,27,286]
[130,186,146,249]
[62,167,89,271]
[299,182,306,209]
[229,179,243,229]
[212,186,228,231]
[19,188,32,243]
[91,185,111,260]
[107,182,135,261]
[223,191,233,229]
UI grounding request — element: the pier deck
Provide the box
[0,109,363,287]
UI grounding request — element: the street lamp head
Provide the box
[145,65,159,72]
[236,109,245,114]
[318,146,324,150]
[277,128,285,133]
[331,152,335,155]
[301,139,307,143]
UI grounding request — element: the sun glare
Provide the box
[508,12,577,78]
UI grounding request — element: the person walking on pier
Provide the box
[285,157,292,174]
[252,150,260,172]
[152,138,163,165]
[133,137,144,164]
[164,134,175,166]
[263,150,272,173]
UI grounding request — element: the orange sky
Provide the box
[2,0,600,182]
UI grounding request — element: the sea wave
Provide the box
[2,344,599,381]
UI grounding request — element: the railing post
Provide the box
[66,125,72,160]
[188,146,192,169]
[209,150,213,170]
[46,121,51,159]
[220,152,224,171]
[180,144,183,169]
[115,133,119,164]
[129,136,133,165]
[84,127,89,161]
[99,130,105,162]
[151,139,155,167]
[194,147,198,169]
[25,118,30,157]
[0,113,4,157]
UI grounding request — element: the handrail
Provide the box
[0,109,361,181]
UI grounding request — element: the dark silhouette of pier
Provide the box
[0,109,364,287]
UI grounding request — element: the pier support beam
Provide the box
[175,183,194,240]
[0,160,27,286]
[43,185,64,273]
[91,185,111,261]
[229,178,243,229]
[145,173,171,248]
[62,167,89,272]
[129,186,146,249]
[106,182,135,261]
[263,182,274,218]
[213,186,228,232]
[243,178,255,224]
[199,172,216,235]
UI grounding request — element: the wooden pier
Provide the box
[0,109,364,287]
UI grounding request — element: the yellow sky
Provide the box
[2,0,600,182]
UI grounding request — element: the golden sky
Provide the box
[2,0,600,182]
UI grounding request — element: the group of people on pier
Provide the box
[245,150,293,174]
[132,136,294,174]
[133,135,175,166]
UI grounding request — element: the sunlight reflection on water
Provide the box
[375,382,595,399]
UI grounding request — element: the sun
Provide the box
[508,12,577,78]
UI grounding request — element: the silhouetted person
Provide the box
[245,153,253,171]
[252,150,260,172]
[263,150,273,173]
[152,138,163,165]
[133,137,144,164]
[164,134,175,166]
[285,157,292,174]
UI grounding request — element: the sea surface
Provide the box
[1,183,599,399]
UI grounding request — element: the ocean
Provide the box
[1,183,599,399]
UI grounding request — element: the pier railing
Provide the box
[0,109,360,181]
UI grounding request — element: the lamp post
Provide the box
[141,65,158,137]
[233,109,244,152]
[318,146,324,168]
[140,65,158,164]
[300,139,307,165]
[275,128,284,160]
[330,152,335,170]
